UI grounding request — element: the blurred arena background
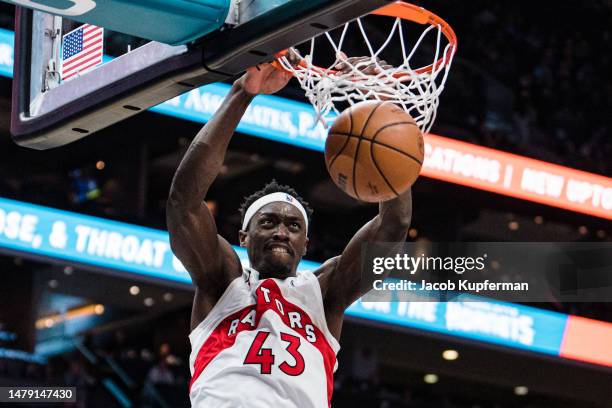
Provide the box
[0,1,611,407]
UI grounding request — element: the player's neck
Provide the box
[260,272,297,280]
[255,267,297,280]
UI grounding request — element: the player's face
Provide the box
[240,202,308,278]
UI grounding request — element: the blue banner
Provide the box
[0,197,319,284]
[0,196,569,356]
[151,85,329,152]
[348,296,567,356]
[0,28,13,77]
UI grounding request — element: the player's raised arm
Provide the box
[166,63,293,322]
[319,189,412,316]
[314,77,422,338]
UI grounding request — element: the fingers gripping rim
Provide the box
[271,56,293,73]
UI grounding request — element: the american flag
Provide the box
[61,24,104,81]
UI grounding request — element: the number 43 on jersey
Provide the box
[244,331,305,376]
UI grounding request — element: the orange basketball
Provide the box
[324,100,424,202]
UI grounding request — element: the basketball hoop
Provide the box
[276,1,457,134]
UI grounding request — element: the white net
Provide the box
[277,9,456,134]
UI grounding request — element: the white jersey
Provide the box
[189,268,340,408]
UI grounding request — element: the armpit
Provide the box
[315,255,341,298]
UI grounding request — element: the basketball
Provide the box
[324,100,424,202]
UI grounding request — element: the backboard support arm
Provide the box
[11,0,392,150]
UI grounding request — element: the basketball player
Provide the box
[166,58,412,407]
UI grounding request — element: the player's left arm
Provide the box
[317,189,412,337]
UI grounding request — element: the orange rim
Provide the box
[275,1,457,77]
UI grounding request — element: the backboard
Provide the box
[8,0,392,149]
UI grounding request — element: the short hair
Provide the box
[239,180,313,230]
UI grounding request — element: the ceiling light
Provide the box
[424,374,438,384]
[514,386,528,396]
[442,349,459,360]
[144,298,154,307]
[129,286,140,295]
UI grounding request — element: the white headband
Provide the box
[242,192,309,232]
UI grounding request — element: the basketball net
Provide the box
[276,2,457,134]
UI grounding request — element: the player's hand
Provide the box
[334,52,396,101]
[334,52,393,75]
[236,60,293,96]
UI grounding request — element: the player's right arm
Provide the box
[166,63,292,328]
